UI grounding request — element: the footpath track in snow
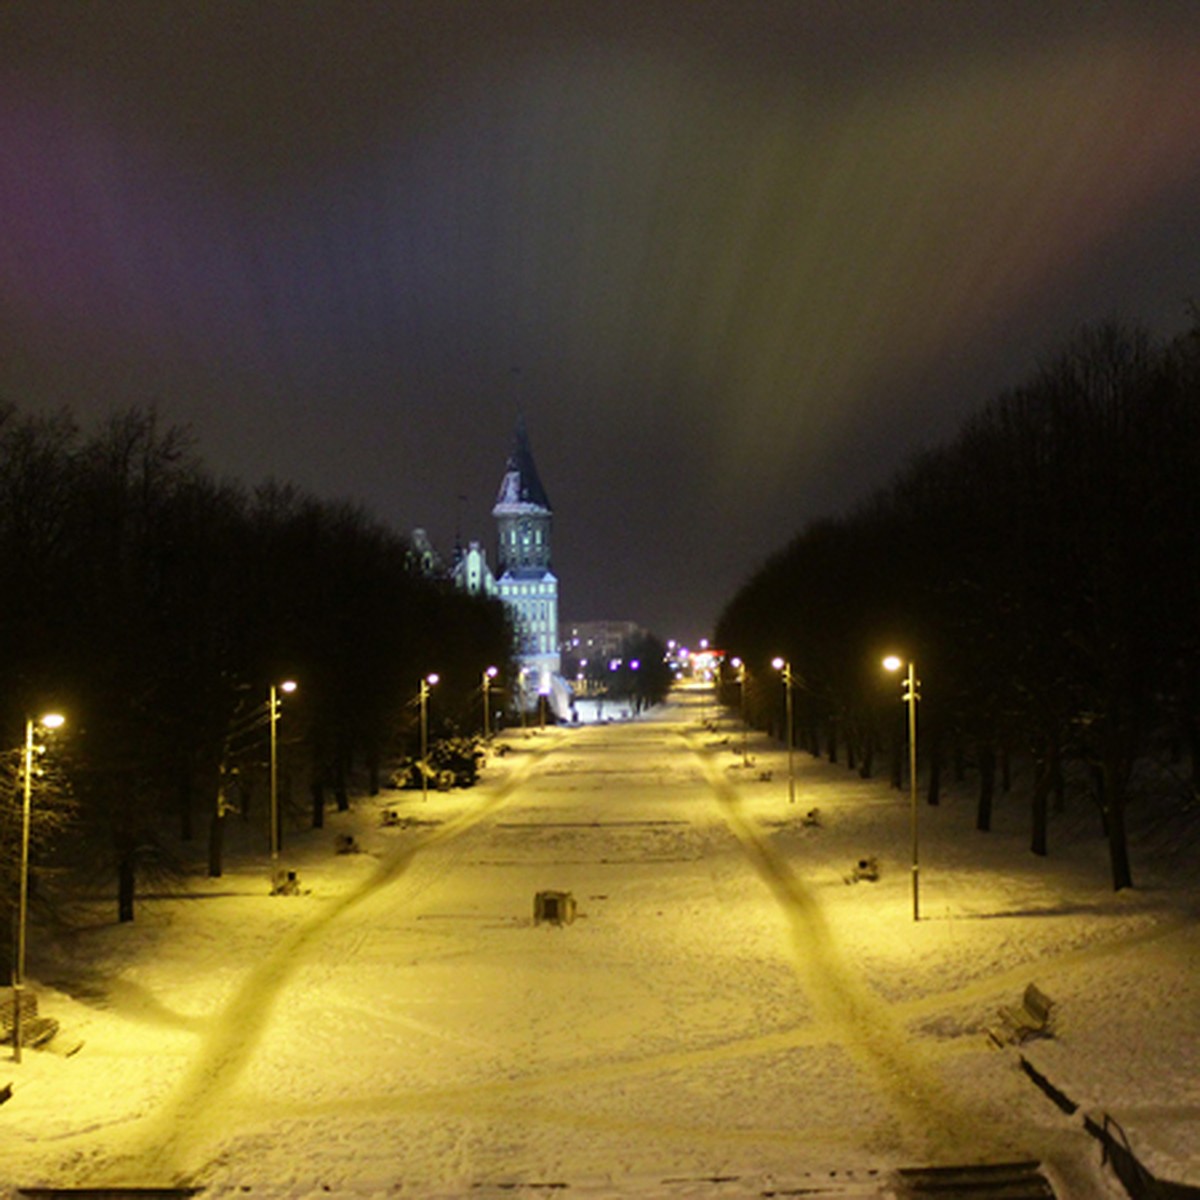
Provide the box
[74,730,568,1189]
[683,729,1027,1168]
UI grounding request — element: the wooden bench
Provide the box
[0,991,60,1050]
[989,983,1054,1046]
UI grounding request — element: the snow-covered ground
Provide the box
[3,686,1197,1198]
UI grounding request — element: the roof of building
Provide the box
[493,413,552,514]
[499,567,558,583]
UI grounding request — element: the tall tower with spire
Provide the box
[492,414,560,693]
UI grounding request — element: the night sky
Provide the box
[3,3,1200,645]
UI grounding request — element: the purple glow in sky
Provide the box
[3,2,1200,642]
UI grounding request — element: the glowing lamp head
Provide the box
[485,665,498,679]
[280,679,298,694]
[771,657,785,671]
[426,673,439,686]
[882,656,903,673]
[40,713,66,730]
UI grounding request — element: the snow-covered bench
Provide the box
[0,991,59,1050]
[989,983,1054,1046]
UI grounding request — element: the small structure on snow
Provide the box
[989,982,1055,1046]
[271,868,302,895]
[534,890,576,926]
[844,856,879,884]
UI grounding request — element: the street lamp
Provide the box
[419,673,439,800]
[731,657,748,766]
[482,666,498,739]
[771,658,796,804]
[269,680,297,888]
[13,712,65,1062]
[884,655,920,921]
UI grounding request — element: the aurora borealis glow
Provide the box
[2,3,1200,639]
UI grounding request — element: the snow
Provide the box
[3,686,1197,1199]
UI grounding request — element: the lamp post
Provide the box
[269,680,297,887]
[884,655,920,921]
[13,712,65,1062]
[482,666,498,739]
[419,673,439,800]
[732,657,748,766]
[771,658,796,804]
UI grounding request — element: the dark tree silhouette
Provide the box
[717,317,1200,892]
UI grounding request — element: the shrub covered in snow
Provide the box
[391,735,486,790]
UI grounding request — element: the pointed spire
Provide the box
[494,412,552,512]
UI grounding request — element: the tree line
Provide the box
[0,404,512,953]
[715,318,1200,891]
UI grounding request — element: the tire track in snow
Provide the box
[78,732,568,1187]
[683,731,1024,1165]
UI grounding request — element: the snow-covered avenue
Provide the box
[5,688,1196,1198]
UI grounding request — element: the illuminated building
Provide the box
[447,414,567,716]
[491,414,561,694]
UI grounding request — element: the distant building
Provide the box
[560,619,646,697]
[450,540,498,598]
[563,620,644,663]
[409,527,443,578]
